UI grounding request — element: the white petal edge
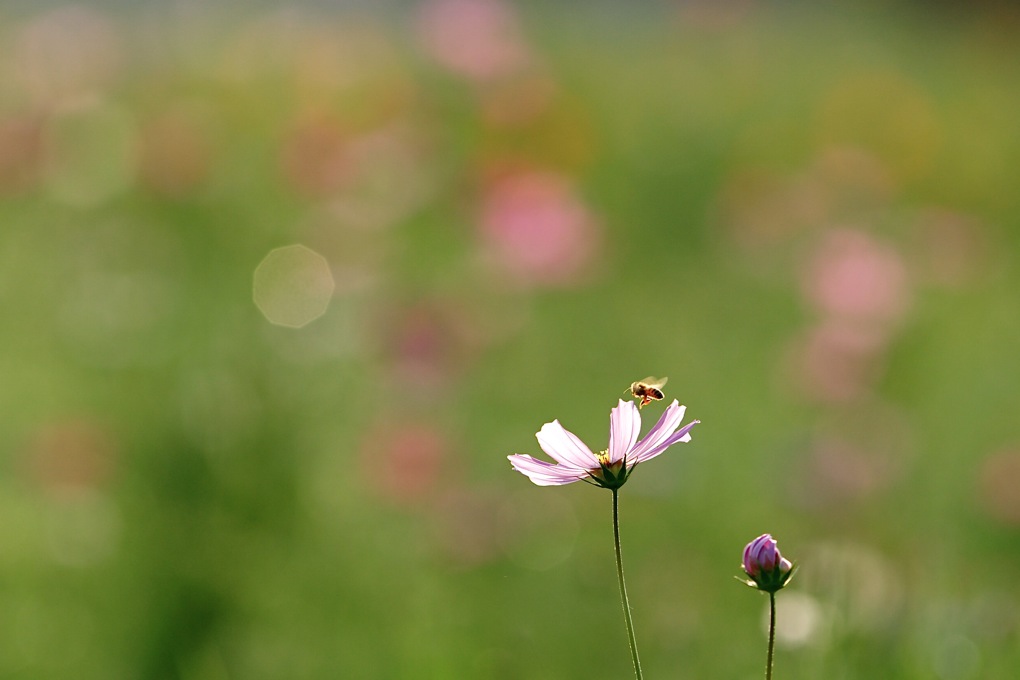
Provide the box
[536,421,598,469]
[508,454,587,486]
[608,399,640,464]
[629,420,699,464]
[629,401,686,460]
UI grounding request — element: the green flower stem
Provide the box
[612,488,643,680]
[766,591,776,680]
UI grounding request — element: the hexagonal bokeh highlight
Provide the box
[253,244,334,328]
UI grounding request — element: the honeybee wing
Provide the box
[640,376,668,389]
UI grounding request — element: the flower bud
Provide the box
[740,534,795,593]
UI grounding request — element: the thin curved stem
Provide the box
[766,591,776,680]
[613,488,643,680]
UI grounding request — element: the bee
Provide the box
[628,377,668,408]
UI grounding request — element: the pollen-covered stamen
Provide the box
[594,449,625,474]
[586,449,629,489]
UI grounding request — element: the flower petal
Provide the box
[628,419,699,464]
[536,420,598,469]
[743,540,758,576]
[750,535,771,565]
[507,454,588,486]
[608,399,640,463]
[628,400,686,461]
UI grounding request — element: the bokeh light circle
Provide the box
[768,591,823,648]
[253,244,334,328]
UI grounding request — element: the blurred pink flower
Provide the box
[676,0,756,30]
[788,320,887,403]
[416,0,530,81]
[383,301,477,392]
[137,107,215,198]
[815,72,941,184]
[720,148,894,265]
[479,171,600,287]
[908,208,990,288]
[361,423,450,505]
[328,127,434,230]
[0,115,43,194]
[478,74,557,127]
[508,399,698,488]
[13,6,123,105]
[24,418,117,497]
[811,147,895,213]
[282,119,433,226]
[799,436,895,503]
[279,114,353,197]
[431,488,504,568]
[978,449,1020,526]
[802,229,910,326]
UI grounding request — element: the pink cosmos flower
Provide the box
[508,399,698,489]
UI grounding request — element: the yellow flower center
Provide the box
[593,449,625,475]
[585,449,630,489]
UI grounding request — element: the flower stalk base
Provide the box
[613,489,643,680]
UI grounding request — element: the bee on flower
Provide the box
[628,376,667,409]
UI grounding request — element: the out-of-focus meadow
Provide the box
[2,1,1020,678]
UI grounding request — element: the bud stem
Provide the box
[766,590,776,680]
[613,488,643,680]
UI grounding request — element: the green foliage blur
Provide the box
[2,2,1020,678]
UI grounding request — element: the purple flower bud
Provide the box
[741,534,795,593]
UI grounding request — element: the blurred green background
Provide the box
[2,1,1020,678]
